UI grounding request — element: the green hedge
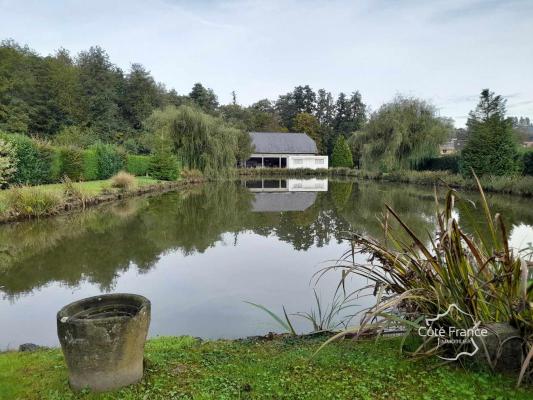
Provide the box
[523,150,533,176]
[82,149,98,181]
[58,147,85,180]
[93,143,125,179]
[126,155,151,176]
[417,154,460,174]
[0,133,59,185]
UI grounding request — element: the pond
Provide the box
[1,178,532,349]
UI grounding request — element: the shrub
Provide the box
[522,149,533,176]
[82,149,98,181]
[93,143,125,179]
[319,176,533,385]
[126,155,151,176]
[0,138,17,188]
[6,186,64,217]
[416,154,460,173]
[331,136,354,168]
[148,151,180,181]
[53,125,98,148]
[110,171,136,191]
[58,146,85,181]
[34,141,58,184]
[180,168,204,182]
[61,176,91,208]
[0,133,41,185]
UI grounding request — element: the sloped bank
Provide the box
[0,335,531,399]
[0,178,203,225]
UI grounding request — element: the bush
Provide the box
[53,125,98,148]
[110,171,136,191]
[0,133,41,185]
[126,155,151,176]
[6,186,64,217]
[416,154,460,173]
[58,147,85,181]
[82,149,98,181]
[522,149,533,176]
[0,138,17,188]
[331,136,354,168]
[93,143,125,180]
[148,151,180,181]
[180,168,204,182]
[34,141,58,184]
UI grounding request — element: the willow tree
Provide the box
[145,105,251,177]
[351,96,453,171]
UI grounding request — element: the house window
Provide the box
[294,159,303,165]
[315,159,324,165]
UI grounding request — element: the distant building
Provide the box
[439,138,457,155]
[243,132,328,169]
[521,126,533,148]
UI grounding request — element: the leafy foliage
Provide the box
[350,96,453,171]
[460,89,520,177]
[417,154,460,173]
[318,176,532,384]
[58,146,85,180]
[126,155,151,176]
[522,149,533,176]
[0,138,17,188]
[93,143,125,179]
[331,136,353,168]
[145,105,250,177]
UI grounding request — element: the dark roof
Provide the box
[252,192,317,212]
[250,132,317,154]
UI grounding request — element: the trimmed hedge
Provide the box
[82,149,98,181]
[126,155,151,176]
[58,147,85,180]
[417,154,460,174]
[522,150,533,176]
[93,143,125,179]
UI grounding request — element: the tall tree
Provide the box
[189,83,218,113]
[460,89,519,176]
[331,135,353,168]
[76,46,124,140]
[121,63,162,130]
[293,112,323,153]
[351,96,453,171]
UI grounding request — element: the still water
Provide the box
[1,179,532,348]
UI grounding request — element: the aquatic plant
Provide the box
[316,173,533,385]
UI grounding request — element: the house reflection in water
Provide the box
[243,179,328,212]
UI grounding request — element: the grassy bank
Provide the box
[237,167,533,197]
[0,176,189,224]
[0,335,531,400]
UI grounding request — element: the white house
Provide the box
[244,132,328,169]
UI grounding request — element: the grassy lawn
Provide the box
[0,335,530,400]
[0,177,161,216]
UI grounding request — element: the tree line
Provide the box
[0,40,531,178]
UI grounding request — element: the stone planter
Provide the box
[57,293,151,392]
[473,322,523,372]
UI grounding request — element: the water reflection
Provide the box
[0,179,532,346]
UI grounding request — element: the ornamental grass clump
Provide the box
[6,186,64,218]
[110,171,136,191]
[317,173,532,385]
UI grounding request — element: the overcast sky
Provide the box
[1,0,532,126]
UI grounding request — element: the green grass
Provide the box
[0,177,161,219]
[0,335,530,399]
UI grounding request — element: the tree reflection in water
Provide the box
[1,179,532,298]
